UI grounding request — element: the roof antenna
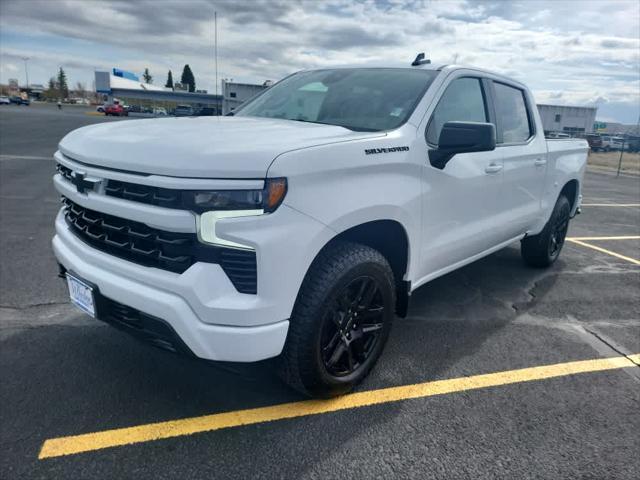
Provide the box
[411,53,431,66]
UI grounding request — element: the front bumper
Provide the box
[53,205,332,362]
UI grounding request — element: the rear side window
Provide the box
[426,77,487,145]
[494,82,532,143]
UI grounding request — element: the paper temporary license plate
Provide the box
[66,273,96,318]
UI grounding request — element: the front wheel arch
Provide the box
[301,219,411,318]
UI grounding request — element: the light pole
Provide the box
[21,57,30,88]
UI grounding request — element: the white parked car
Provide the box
[52,60,587,397]
[610,136,625,150]
[546,132,571,139]
[599,135,625,151]
[0,95,10,105]
[153,107,167,116]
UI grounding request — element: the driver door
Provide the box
[414,76,506,283]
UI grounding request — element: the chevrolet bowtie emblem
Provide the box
[71,172,99,194]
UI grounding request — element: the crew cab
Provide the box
[52,60,587,397]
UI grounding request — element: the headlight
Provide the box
[195,178,287,249]
[184,177,287,213]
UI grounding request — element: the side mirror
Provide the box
[429,121,496,169]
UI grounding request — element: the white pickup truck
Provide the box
[52,60,587,397]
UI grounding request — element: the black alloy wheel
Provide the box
[521,194,571,267]
[280,241,395,397]
[548,203,570,261]
[320,276,386,377]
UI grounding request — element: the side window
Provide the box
[426,77,487,145]
[494,82,532,143]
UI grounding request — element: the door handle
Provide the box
[534,158,547,167]
[485,163,503,174]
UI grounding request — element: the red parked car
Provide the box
[104,104,128,116]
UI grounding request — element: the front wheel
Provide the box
[521,195,571,267]
[280,242,395,398]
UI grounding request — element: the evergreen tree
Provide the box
[44,77,58,101]
[165,70,174,89]
[180,64,196,92]
[143,68,153,84]
[57,67,69,99]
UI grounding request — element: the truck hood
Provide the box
[59,116,383,178]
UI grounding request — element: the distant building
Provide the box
[222,79,271,115]
[95,69,222,113]
[595,122,640,136]
[537,104,598,135]
[93,69,271,115]
[24,83,45,100]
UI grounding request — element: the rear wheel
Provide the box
[521,194,571,267]
[280,242,395,398]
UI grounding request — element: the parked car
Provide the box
[195,107,216,116]
[52,60,588,398]
[610,136,625,150]
[626,136,640,153]
[153,107,167,116]
[96,105,106,113]
[104,103,128,116]
[585,134,603,151]
[0,96,10,105]
[546,132,571,139]
[174,104,195,116]
[10,96,30,105]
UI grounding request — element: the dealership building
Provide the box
[95,69,269,115]
[537,104,598,135]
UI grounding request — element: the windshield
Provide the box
[234,68,439,132]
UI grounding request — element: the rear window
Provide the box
[493,82,533,144]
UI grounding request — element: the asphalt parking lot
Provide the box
[1,103,639,479]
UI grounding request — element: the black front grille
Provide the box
[62,197,257,293]
[56,163,74,182]
[105,179,183,209]
[99,296,195,355]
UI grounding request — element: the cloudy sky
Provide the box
[1,0,638,122]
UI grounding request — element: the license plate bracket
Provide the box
[66,273,96,318]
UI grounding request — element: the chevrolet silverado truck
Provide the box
[52,60,587,397]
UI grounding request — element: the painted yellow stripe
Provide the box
[39,354,640,459]
[567,239,640,265]
[567,236,640,241]
[581,203,640,207]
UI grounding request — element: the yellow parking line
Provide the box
[38,354,640,459]
[567,236,640,241]
[567,239,640,265]
[581,203,640,207]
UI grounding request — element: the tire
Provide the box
[280,241,396,398]
[521,195,571,268]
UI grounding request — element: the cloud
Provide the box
[0,0,638,122]
[314,25,405,50]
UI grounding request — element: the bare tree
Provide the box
[75,82,86,99]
